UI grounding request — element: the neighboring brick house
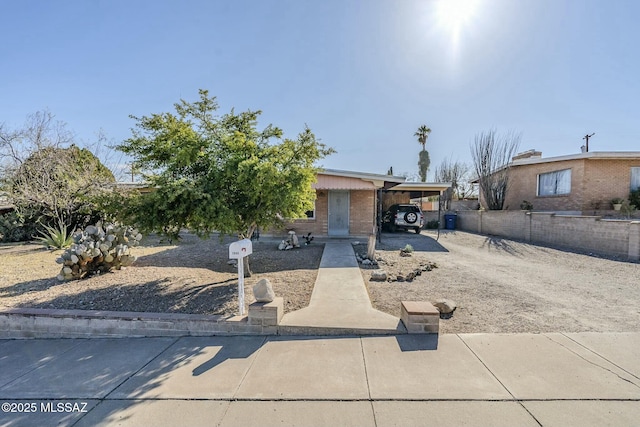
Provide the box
[502,151,640,213]
[284,169,450,237]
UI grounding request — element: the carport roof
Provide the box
[385,182,452,198]
[388,182,451,193]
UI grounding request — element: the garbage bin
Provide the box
[444,214,457,230]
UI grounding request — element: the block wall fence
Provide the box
[455,210,640,261]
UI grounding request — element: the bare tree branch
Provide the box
[470,129,521,210]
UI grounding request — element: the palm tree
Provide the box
[415,125,431,182]
[414,125,431,151]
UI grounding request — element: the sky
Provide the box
[1,0,639,180]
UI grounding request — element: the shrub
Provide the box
[620,201,637,219]
[56,222,142,281]
[425,220,440,229]
[402,244,414,253]
[520,200,533,210]
[35,222,73,249]
[629,189,640,209]
[0,211,36,242]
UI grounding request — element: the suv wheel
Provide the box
[404,212,418,224]
[414,227,421,234]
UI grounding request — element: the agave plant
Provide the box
[35,221,74,249]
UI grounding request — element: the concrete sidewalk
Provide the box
[280,241,404,334]
[1,332,639,426]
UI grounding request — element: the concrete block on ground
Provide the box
[401,301,439,334]
[248,297,283,327]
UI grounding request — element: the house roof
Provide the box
[470,151,640,183]
[319,169,406,183]
[315,168,405,190]
[511,151,640,166]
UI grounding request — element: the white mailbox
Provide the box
[229,239,253,259]
[228,238,253,316]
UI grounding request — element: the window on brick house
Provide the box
[631,167,640,191]
[538,169,571,196]
[304,201,316,219]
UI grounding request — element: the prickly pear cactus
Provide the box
[56,222,143,280]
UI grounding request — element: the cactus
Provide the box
[55,221,141,281]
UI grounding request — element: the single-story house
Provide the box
[114,170,451,238]
[500,150,640,213]
[284,169,451,237]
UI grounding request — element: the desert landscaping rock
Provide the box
[370,270,388,282]
[434,299,457,314]
[253,278,275,302]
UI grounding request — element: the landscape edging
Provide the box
[0,308,276,339]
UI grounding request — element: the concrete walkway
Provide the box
[279,241,404,334]
[1,332,639,426]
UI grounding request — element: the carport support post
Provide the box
[437,190,442,240]
[377,188,383,243]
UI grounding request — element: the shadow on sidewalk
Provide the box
[191,334,438,377]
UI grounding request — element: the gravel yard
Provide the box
[0,233,323,317]
[3,229,639,334]
[362,230,640,334]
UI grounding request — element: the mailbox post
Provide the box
[228,239,253,315]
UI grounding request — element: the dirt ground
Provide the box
[0,234,323,317]
[3,229,639,334]
[361,230,640,334]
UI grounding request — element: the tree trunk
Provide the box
[243,255,252,278]
[242,223,257,277]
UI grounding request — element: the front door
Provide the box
[328,191,350,236]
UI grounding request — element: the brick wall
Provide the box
[349,190,376,235]
[505,159,585,212]
[583,159,640,210]
[382,192,411,210]
[285,190,329,237]
[455,210,640,260]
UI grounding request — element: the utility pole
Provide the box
[583,133,595,152]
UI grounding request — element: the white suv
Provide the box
[383,204,424,233]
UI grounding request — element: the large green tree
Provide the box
[116,89,334,251]
[414,125,431,182]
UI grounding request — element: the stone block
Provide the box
[248,297,284,327]
[401,301,439,334]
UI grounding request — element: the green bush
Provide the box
[425,220,440,229]
[35,222,74,249]
[630,189,640,209]
[520,200,533,210]
[0,211,37,242]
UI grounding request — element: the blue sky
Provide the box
[1,0,639,180]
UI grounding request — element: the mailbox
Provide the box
[228,238,253,316]
[229,239,253,259]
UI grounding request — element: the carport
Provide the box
[377,182,451,242]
